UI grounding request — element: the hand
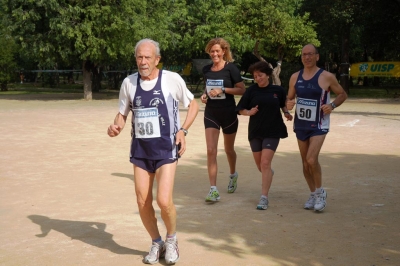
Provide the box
[108,124,121,137]
[286,99,295,110]
[284,112,293,121]
[209,89,216,98]
[247,105,259,116]
[321,104,334,115]
[175,130,186,157]
[200,93,208,104]
[208,88,222,98]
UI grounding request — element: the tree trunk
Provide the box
[340,30,350,94]
[92,66,102,92]
[83,60,92,100]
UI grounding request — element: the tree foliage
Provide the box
[222,0,319,60]
[3,0,186,98]
[0,17,17,90]
[300,0,400,63]
[2,0,398,97]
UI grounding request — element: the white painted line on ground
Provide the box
[339,119,360,127]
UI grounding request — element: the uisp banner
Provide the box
[350,62,400,77]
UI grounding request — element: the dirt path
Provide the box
[0,94,399,266]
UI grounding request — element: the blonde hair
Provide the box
[205,38,233,62]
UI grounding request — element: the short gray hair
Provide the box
[135,39,161,56]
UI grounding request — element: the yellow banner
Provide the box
[350,62,400,77]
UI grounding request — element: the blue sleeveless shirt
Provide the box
[130,70,179,160]
[294,68,330,131]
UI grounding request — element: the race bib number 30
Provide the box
[134,107,161,138]
[296,97,317,121]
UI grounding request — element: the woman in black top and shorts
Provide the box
[200,38,245,202]
[236,61,293,210]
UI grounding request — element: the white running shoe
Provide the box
[143,241,165,264]
[257,197,269,210]
[164,237,180,264]
[205,188,220,202]
[227,172,238,193]
[304,193,316,210]
[314,189,327,212]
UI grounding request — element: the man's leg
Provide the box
[155,162,178,235]
[133,165,160,240]
[297,134,327,210]
[155,162,180,264]
[297,139,314,191]
[297,134,326,191]
[306,134,326,189]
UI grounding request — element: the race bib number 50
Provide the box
[134,107,161,138]
[296,97,317,121]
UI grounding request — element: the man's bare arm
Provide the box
[286,72,299,110]
[108,113,127,137]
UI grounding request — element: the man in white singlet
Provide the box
[107,39,199,264]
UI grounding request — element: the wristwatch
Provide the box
[330,102,337,110]
[180,128,188,136]
[221,87,225,93]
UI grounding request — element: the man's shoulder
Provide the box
[320,69,335,79]
[290,70,301,78]
[161,70,185,83]
[124,73,139,83]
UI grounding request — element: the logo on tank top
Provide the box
[149,98,166,126]
[297,99,316,106]
[135,96,142,108]
[307,84,316,90]
[153,90,161,95]
[149,98,164,107]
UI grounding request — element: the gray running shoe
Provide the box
[205,189,220,202]
[314,189,327,212]
[143,241,165,264]
[227,172,238,193]
[164,237,180,264]
[257,197,269,210]
[304,193,316,210]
